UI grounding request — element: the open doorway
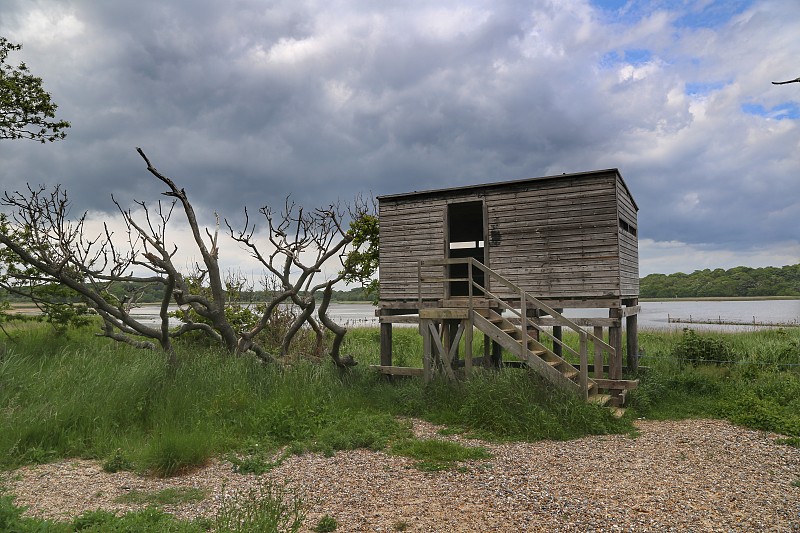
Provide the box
[447,200,486,297]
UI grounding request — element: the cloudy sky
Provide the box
[0,0,798,277]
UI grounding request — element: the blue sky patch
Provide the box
[685,81,727,96]
[741,102,800,120]
[591,0,754,29]
[600,49,653,69]
[623,49,652,65]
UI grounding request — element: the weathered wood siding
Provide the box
[616,176,639,297]
[485,173,621,300]
[379,197,447,301]
[379,169,638,303]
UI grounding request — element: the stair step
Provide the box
[609,407,626,418]
[589,394,612,406]
[563,369,578,380]
[529,349,547,357]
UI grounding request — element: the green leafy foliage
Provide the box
[640,264,800,298]
[0,37,70,142]
[343,213,379,301]
[0,492,30,532]
[671,328,735,365]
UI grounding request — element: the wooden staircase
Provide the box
[418,258,635,406]
[374,257,637,407]
[474,309,609,406]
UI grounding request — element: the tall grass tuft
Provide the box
[213,480,305,533]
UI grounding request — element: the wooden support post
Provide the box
[464,317,473,377]
[608,308,623,379]
[491,340,502,368]
[593,326,604,379]
[483,329,491,367]
[553,308,563,357]
[441,320,451,369]
[626,305,639,373]
[579,333,589,401]
[380,322,393,367]
[421,319,433,382]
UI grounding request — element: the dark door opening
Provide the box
[447,201,485,297]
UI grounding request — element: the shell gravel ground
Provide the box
[3,419,799,532]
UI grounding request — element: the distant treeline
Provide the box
[2,283,374,304]
[640,264,800,298]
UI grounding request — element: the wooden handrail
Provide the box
[418,256,616,395]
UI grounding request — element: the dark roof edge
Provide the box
[378,168,638,210]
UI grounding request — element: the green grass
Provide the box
[775,437,800,448]
[312,514,339,532]
[390,438,492,471]
[1,322,799,530]
[0,324,632,476]
[629,328,800,436]
[2,323,798,479]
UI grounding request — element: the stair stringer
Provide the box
[472,311,589,398]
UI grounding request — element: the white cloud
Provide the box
[6,7,84,45]
[640,238,800,276]
[0,0,797,279]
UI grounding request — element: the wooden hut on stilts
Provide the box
[373,169,640,407]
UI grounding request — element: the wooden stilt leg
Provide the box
[421,319,432,382]
[626,311,639,373]
[491,341,502,368]
[553,309,563,357]
[464,318,473,377]
[593,326,604,379]
[380,322,393,367]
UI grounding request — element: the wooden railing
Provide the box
[418,257,617,398]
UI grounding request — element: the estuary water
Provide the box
[129,300,800,332]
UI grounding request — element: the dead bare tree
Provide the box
[0,183,179,365]
[0,148,377,367]
[227,196,373,367]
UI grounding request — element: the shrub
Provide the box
[103,448,135,473]
[671,328,735,365]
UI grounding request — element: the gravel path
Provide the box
[4,419,799,532]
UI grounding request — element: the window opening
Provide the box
[619,217,637,237]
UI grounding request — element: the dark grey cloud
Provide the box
[0,0,798,275]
